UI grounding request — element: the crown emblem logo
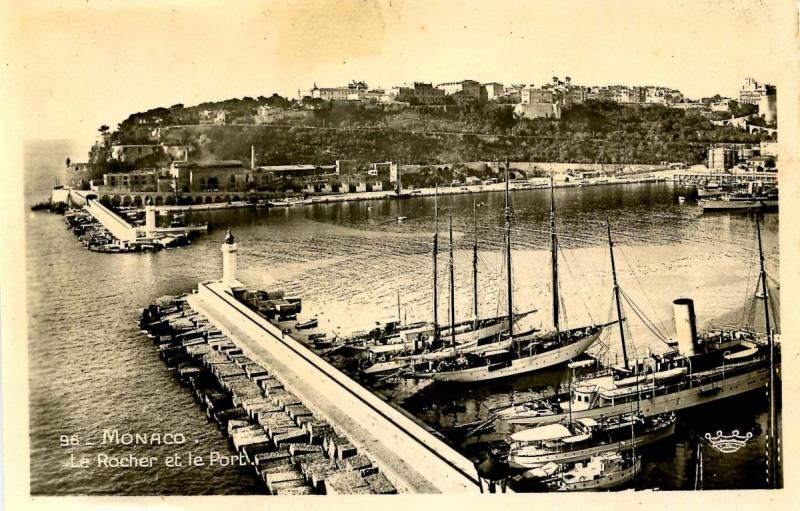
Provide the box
[704,430,753,454]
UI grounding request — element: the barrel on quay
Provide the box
[138,230,484,494]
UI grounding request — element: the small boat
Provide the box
[553,452,640,491]
[568,358,595,369]
[314,335,338,349]
[723,340,759,361]
[613,366,687,387]
[295,317,318,330]
[698,187,778,212]
[507,413,675,469]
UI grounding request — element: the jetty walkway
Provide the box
[186,280,482,493]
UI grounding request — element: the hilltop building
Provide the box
[435,80,485,100]
[300,81,369,101]
[516,84,561,119]
[199,110,227,125]
[739,78,777,124]
[389,82,446,104]
[521,88,554,105]
[739,78,769,105]
[482,82,504,100]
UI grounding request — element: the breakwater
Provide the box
[140,295,397,495]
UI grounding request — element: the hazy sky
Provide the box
[5,0,788,146]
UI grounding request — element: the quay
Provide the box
[51,173,668,215]
[54,188,207,251]
[141,231,484,494]
[142,297,399,494]
[669,168,778,185]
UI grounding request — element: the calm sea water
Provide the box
[26,140,780,494]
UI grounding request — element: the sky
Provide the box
[4,0,791,146]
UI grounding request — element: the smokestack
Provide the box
[673,298,698,356]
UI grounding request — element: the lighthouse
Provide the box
[144,196,157,236]
[221,228,238,286]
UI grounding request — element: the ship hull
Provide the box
[555,458,641,491]
[361,359,410,376]
[508,421,675,469]
[432,331,600,383]
[699,199,778,211]
[443,316,512,347]
[504,366,771,426]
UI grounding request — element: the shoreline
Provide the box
[155,174,674,213]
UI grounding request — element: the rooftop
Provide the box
[174,160,243,168]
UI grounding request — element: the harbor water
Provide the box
[26,140,780,494]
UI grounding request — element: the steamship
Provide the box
[698,183,779,212]
[496,303,776,426]
[495,218,779,426]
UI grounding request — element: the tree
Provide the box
[98,125,109,133]
[488,105,516,132]
[65,157,71,167]
[727,100,758,118]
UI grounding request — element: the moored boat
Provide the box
[507,413,675,469]
[698,185,778,212]
[410,172,612,383]
[496,217,779,426]
[296,317,318,330]
[553,452,641,491]
[413,324,608,383]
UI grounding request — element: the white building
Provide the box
[482,82,504,100]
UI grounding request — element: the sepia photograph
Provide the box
[2,0,798,507]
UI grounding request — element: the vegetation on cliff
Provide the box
[77,96,770,187]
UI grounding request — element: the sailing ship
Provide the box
[410,169,611,382]
[495,216,780,426]
[358,186,527,375]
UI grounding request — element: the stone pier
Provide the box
[186,280,482,493]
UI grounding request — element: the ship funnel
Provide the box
[672,298,697,356]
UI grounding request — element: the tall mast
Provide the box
[550,173,560,334]
[397,162,402,195]
[432,183,439,343]
[607,222,629,369]
[397,289,401,324]
[472,197,479,328]
[504,160,514,340]
[449,213,456,347]
[757,216,776,488]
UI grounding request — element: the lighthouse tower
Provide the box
[144,196,157,236]
[221,229,238,286]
